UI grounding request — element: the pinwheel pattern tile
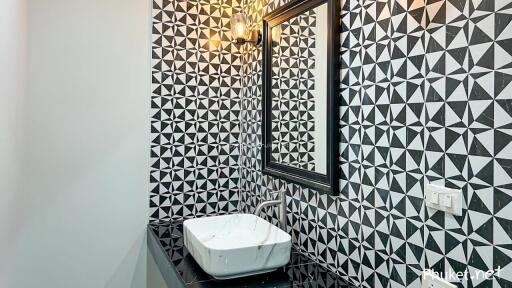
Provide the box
[240,0,512,287]
[271,9,318,171]
[150,0,243,222]
[151,0,512,287]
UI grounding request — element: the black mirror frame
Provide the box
[262,0,340,195]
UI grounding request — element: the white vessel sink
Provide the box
[183,213,292,280]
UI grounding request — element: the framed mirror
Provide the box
[262,0,340,194]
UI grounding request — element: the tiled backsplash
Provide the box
[151,0,512,287]
[150,0,243,221]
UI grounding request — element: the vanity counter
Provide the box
[148,220,354,288]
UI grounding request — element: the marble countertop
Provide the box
[148,220,355,288]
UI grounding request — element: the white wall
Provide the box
[0,0,27,286]
[1,0,151,287]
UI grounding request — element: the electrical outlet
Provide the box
[422,270,457,288]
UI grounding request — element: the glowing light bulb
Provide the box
[236,24,245,38]
[272,25,281,43]
[231,13,249,42]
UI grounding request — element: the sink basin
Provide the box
[183,213,292,280]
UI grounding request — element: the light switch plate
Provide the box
[422,270,457,288]
[425,184,462,216]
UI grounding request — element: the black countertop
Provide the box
[148,220,355,288]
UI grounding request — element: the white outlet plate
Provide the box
[422,270,457,288]
[425,184,462,216]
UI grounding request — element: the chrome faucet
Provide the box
[254,190,287,231]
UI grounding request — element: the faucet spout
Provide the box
[254,190,287,231]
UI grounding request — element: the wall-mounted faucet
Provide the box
[254,190,287,231]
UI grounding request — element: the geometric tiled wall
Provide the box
[150,0,243,221]
[424,1,512,287]
[151,0,512,287]
[239,0,512,287]
[271,9,318,171]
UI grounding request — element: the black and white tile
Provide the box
[239,0,512,287]
[150,0,243,221]
[151,0,512,287]
[271,9,318,171]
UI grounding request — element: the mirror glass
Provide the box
[270,3,328,174]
